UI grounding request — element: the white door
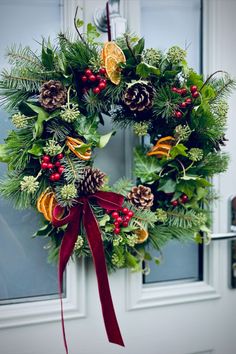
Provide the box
[1,1,236,354]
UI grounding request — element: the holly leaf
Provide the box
[98,131,116,148]
[157,178,176,193]
[170,144,188,158]
[136,62,160,78]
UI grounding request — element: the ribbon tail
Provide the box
[83,201,125,347]
[58,207,82,354]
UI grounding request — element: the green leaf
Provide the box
[164,70,179,79]
[176,180,195,198]
[73,115,100,144]
[0,144,10,163]
[98,131,115,148]
[76,19,84,28]
[170,144,188,158]
[133,38,145,55]
[136,62,160,78]
[42,42,54,70]
[28,141,44,156]
[157,178,176,193]
[26,103,50,138]
[33,222,53,238]
[87,23,100,43]
[134,147,162,183]
[74,143,91,154]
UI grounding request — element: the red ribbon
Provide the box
[52,191,125,353]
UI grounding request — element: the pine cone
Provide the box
[39,80,67,111]
[127,185,154,209]
[79,167,106,195]
[123,82,154,112]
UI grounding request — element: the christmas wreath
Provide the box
[0,18,234,352]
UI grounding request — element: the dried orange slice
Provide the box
[147,136,175,158]
[103,41,126,64]
[37,191,57,221]
[135,228,149,244]
[66,136,92,161]
[105,56,121,85]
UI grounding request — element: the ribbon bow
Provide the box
[52,190,125,353]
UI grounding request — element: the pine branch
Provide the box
[46,119,72,141]
[1,68,43,91]
[6,44,42,69]
[62,155,87,183]
[165,207,207,229]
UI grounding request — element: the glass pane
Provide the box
[0,0,61,303]
[141,0,203,284]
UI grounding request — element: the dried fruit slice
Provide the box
[103,41,126,64]
[37,191,57,222]
[105,56,121,85]
[147,136,175,158]
[135,228,149,244]
[66,136,92,161]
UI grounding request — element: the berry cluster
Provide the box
[111,208,134,235]
[81,68,107,95]
[41,153,65,182]
[171,194,188,207]
[172,85,200,118]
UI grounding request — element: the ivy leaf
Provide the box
[98,131,116,148]
[136,62,160,78]
[76,19,84,28]
[87,23,100,43]
[74,115,100,144]
[32,222,53,238]
[0,144,10,163]
[170,144,188,158]
[74,143,91,154]
[99,214,110,227]
[134,147,162,183]
[176,180,195,198]
[157,178,176,193]
[28,141,44,156]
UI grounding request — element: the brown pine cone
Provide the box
[123,82,154,112]
[39,80,67,111]
[78,167,106,195]
[127,185,154,209]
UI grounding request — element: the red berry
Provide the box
[122,221,129,227]
[96,74,102,81]
[176,89,182,94]
[180,102,187,109]
[81,75,87,83]
[127,211,134,218]
[89,74,96,82]
[190,85,198,93]
[55,161,61,167]
[99,68,106,75]
[47,163,54,169]
[114,221,120,227]
[42,155,50,163]
[54,173,60,181]
[124,216,131,222]
[100,78,107,84]
[181,194,188,203]
[57,153,64,160]
[172,87,177,92]
[192,91,199,98]
[85,69,92,76]
[117,217,123,223]
[122,207,129,214]
[181,88,187,96]
[171,200,178,207]
[175,111,182,118]
[58,166,65,174]
[50,174,56,181]
[93,87,100,94]
[98,82,106,90]
[185,98,192,104]
[111,211,119,219]
[41,162,48,169]
[114,227,120,235]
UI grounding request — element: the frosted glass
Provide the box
[141,0,202,284]
[0,0,61,302]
